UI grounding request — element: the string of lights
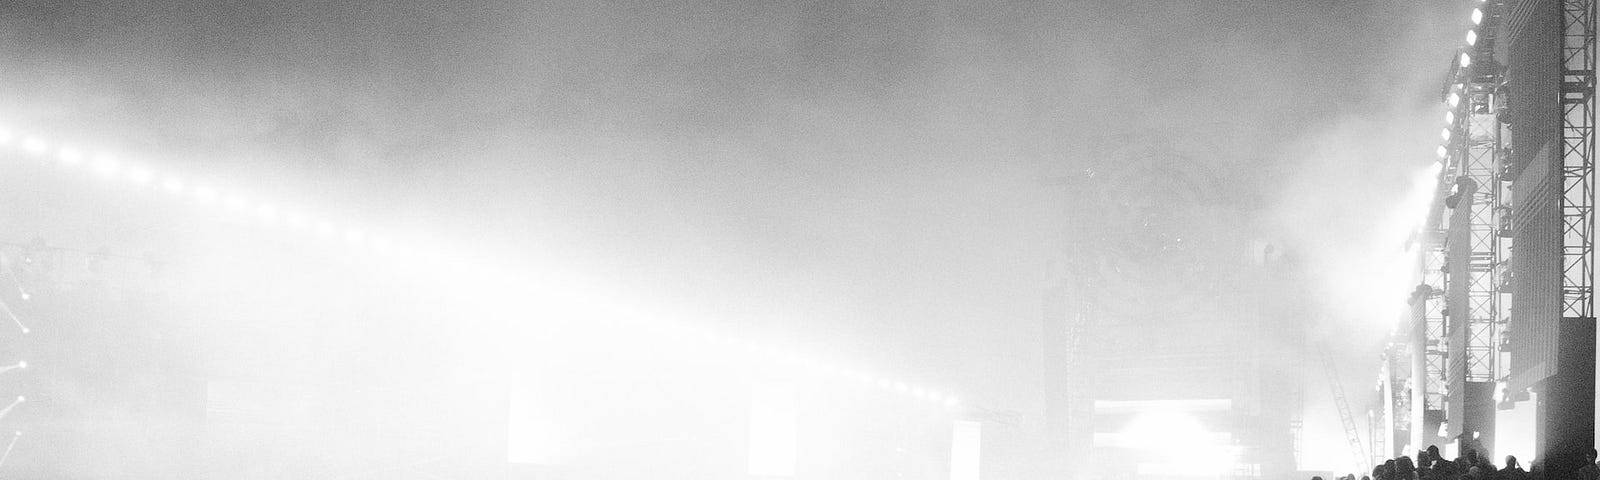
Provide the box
[0,125,967,413]
[0,128,403,258]
[1437,1,1489,163]
[0,251,27,474]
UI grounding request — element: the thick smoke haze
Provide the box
[0,0,1475,477]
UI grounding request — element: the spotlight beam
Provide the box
[0,254,29,301]
[0,299,28,335]
[0,431,18,470]
[0,361,26,376]
[0,396,24,422]
[3,129,977,412]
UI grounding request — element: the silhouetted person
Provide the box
[1581,450,1600,480]
[1399,456,1419,480]
[1434,454,1461,479]
[1501,455,1530,480]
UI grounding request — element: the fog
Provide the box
[0,0,1472,478]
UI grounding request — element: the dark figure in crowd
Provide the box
[1475,453,1498,476]
[1582,450,1600,480]
[1433,444,1459,480]
[1432,453,1460,479]
[1398,456,1418,480]
[1501,455,1530,480]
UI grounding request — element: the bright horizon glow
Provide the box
[256,203,279,223]
[748,381,797,477]
[161,176,184,194]
[19,137,47,155]
[344,228,367,245]
[951,421,982,480]
[1,127,975,419]
[1114,409,1236,477]
[126,166,154,186]
[225,193,248,211]
[192,185,218,203]
[285,212,309,229]
[57,146,82,165]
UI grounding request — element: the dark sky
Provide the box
[0,0,1466,469]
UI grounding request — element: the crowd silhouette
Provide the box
[1314,445,1599,480]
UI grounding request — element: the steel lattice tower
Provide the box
[1539,0,1597,475]
[1442,4,1506,443]
[1460,83,1502,385]
[1560,0,1595,323]
[1423,223,1450,414]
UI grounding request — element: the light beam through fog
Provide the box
[0,0,1507,478]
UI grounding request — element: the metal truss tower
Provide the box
[1560,0,1595,324]
[1442,23,1506,443]
[1320,345,1370,473]
[1409,175,1450,453]
[1534,1,1598,476]
[1423,220,1449,416]
[1459,82,1502,385]
[1484,0,1514,392]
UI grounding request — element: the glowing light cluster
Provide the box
[0,127,410,258]
[1438,3,1489,163]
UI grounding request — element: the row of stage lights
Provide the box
[0,254,30,471]
[1436,1,1489,161]
[0,126,966,413]
[0,128,405,258]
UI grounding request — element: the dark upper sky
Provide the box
[0,0,1465,435]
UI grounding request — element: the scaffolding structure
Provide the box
[1423,219,1449,415]
[1319,345,1370,473]
[1560,0,1595,324]
[1458,80,1503,386]
[1442,6,1507,440]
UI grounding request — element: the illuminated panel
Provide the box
[748,381,797,477]
[950,420,981,480]
[506,375,563,465]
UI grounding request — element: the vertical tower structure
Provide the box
[1497,0,1596,474]
[1443,2,1507,451]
